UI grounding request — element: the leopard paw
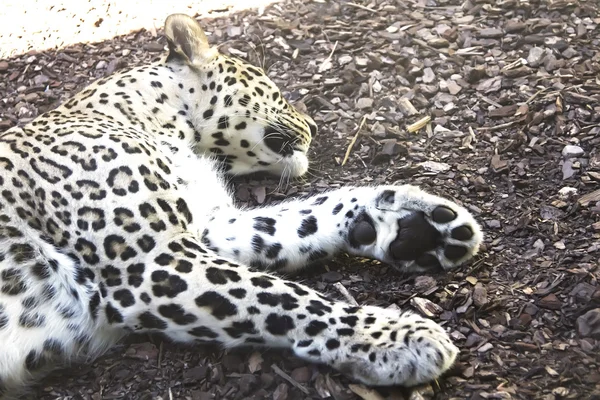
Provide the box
[348,185,483,272]
[293,305,458,387]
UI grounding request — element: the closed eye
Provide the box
[308,121,317,137]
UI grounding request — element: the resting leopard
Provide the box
[0,14,483,398]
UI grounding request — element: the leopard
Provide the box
[0,13,483,399]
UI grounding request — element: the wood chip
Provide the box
[410,297,443,317]
[578,189,600,207]
[398,98,418,116]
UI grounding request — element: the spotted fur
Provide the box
[0,14,483,399]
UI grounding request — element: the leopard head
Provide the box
[164,14,317,178]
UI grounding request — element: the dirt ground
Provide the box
[1,0,599,399]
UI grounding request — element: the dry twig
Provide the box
[271,364,310,394]
[406,116,431,133]
[333,282,359,306]
[341,115,367,166]
[346,2,377,12]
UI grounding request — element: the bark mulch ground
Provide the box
[0,0,599,399]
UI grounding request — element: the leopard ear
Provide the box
[164,14,216,64]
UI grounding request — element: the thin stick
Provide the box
[342,116,367,166]
[326,40,338,60]
[333,282,359,306]
[525,88,549,104]
[346,2,378,12]
[476,120,518,132]
[406,115,431,133]
[318,40,338,72]
[271,364,310,394]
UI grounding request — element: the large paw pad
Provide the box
[451,225,473,240]
[431,206,457,223]
[388,212,440,261]
[355,186,483,272]
[351,220,377,246]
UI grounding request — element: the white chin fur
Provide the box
[287,152,309,177]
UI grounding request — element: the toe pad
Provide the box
[351,220,377,245]
[432,206,457,223]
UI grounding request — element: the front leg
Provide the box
[112,237,460,388]
[202,184,483,273]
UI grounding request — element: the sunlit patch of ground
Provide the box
[0,0,282,58]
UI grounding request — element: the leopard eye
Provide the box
[263,126,293,156]
[308,121,317,137]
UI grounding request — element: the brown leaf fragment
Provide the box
[538,293,562,310]
[562,160,575,180]
[587,171,600,181]
[446,80,462,95]
[518,313,533,327]
[427,37,449,48]
[356,98,373,109]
